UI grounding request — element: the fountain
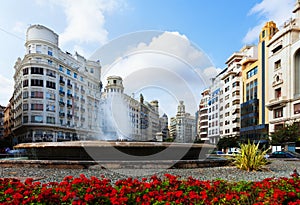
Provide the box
[11,140,227,169]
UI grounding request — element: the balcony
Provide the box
[75,86,79,91]
[59,80,65,85]
[75,106,79,111]
[67,83,73,89]
[80,107,86,112]
[74,116,79,121]
[59,101,65,106]
[59,90,65,96]
[81,89,85,94]
[59,112,65,117]
[67,93,73,98]
[67,114,73,119]
[74,96,79,101]
[81,98,85,103]
[81,117,85,122]
[67,103,72,109]
[266,96,288,110]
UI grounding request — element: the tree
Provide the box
[217,136,239,150]
[270,122,300,145]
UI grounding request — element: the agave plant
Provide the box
[234,141,269,172]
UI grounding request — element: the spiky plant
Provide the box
[233,141,269,172]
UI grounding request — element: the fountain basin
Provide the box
[14,141,216,161]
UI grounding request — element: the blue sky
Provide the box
[0,0,295,110]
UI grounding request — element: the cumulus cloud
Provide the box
[0,75,14,106]
[243,0,294,44]
[45,0,123,47]
[95,31,218,115]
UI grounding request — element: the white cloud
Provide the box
[43,0,123,47]
[98,31,217,115]
[0,75,14,106]
[243,0,294,44]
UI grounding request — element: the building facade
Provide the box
[170,101,196,143]
[240,22,278,143]
[100,76,160,141]
[0,105,5,139]
[207,72,224,144]
[266,1,300,134]
[197,89,210,141]
[12,25,102,144]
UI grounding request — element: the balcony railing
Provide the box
[59,101,65,106]
[67,83,73,88]
[59,90,65,96]
[67,93,73,98]
[67,114,73,118]
[67,103,72,108]
[59,80,65,85]
[59,112,65,117]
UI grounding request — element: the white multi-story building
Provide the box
[207,72,224,144]
[12,25,102,143]
[266,1,300,133]
[170,101,196,143]
[220,45,257,139]
[100,76,160,141]
[197,89,210,141]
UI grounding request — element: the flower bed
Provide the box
[0,174,299,204]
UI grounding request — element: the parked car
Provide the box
[227,151,240,156]
[268,151,300,159]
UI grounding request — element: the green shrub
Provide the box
[233,141,269,172]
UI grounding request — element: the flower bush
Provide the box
[0,174,299,204]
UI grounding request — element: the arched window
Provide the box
[294,49,300,96]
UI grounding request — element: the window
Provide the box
[59,65,64,72]
[225,95,229,100]
[74,73,77,79]
[232,100,240,105]
[225,112,230,117]
[275,60,281,69]
[23,79,28,87]
[232,82,240,87]
[246,79,258,101]
[80,76,84,82]
[46,69,56,77]
[48,47,53,56]
[67,69,71,76]
[274,108,283,118]
[36,45,42,53]
[232,91,240,96]
[275,88,281,98]
[31,67,43,75]
[294,103,300,114]
[31,91,43,99]
[23,68,29,75]
[31,103,44,111]
[46,104,55,112]
[48,59,53,65]
[23,104,28,111]
[90,68,94,73]
[23,116,28,123]
[31,115,43,123]
[47,116,55,124]
[46,92,55,100]
[247,67,258,79]
[225,86,230,92]
[23,91,29,99]
[31,79,43,87]
[224,77,229,84]
[46,81,56,89]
